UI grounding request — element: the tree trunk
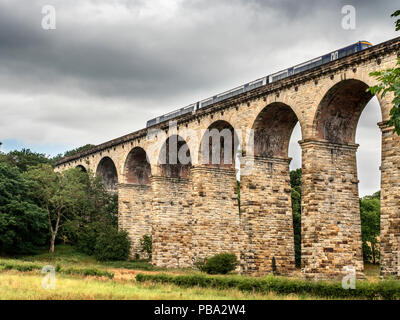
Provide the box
[372,243,376,264]
[48,210,61,253]
[49,233,56,253]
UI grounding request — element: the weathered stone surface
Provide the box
[300,140,364,279]
[151,175,193,268]
[240,156,296,276]
[118,183,152,259]
[54,37,400,279]
[191,165,240,263]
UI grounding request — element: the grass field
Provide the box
[0,245,384,300]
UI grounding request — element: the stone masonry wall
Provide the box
[118,183,152,259]
[151,176,193,268]
[54,39,400,279]
[240,156,296,276]
[379,122,400,278]
[300,140,364,279]
[191,165,241,264]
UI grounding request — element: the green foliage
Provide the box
[360,191,380,264]
[0,163,48,254]
[76,223,99,256]
[136,273,400,300]
[140,234,152,259]
[93,228,131,261]
[290,169,302,267]
[64,172,118,245]
[63,144,96,158]
[200,253,238,275]
[52,144,96,164]
[0,259,43,272]
[0,149,52,172]
[392,10,400,31]
[368,11,400,135]
[25,165,88,252]
[60,266,114,279]
[0,257,114,278]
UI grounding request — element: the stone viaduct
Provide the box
[55,36,400,280]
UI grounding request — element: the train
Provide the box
[146,41,373,128]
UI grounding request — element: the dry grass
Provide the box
[0,271,322,300]
[0,246,382,300]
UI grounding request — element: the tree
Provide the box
[368,11,400,135]
[25,165,87,252]
[0,149,52,172]
[290,169,302,267]
[360,192,380,264]
[140,234,152,259]
[0,163,48,254]
[64,144,95,157]
[63,170,118,244]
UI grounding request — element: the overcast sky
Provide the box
[0,0,398,196]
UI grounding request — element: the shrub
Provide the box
[135,273,400,300]
[201,253,238,275]
[76,224,98,256]
[140,234,152,259]
[93,228,131,261]
[0,259,42,272]
[60,266,114,279]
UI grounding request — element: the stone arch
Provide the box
[158,135,192,178]
[96,157,118,191]
[252,102,301,158]
[199,120,239,167]
[124,147,151,185]
[313,79,379,144]
[76,165,87,172]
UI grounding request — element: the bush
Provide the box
[135,273,400,300]
[76,224,98,256]
[140,234,152,259]
[201,253,238,275]
[93,228,131,261]
[60,266,114,279]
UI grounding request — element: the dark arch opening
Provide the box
[200,120,239,167]
[76,165,87,173]
[253,102,300,158]
[159,135,192,178]
[125,147,151,185]
[252,102,302,268]
[314,79,374,144]
[96,157,118,191]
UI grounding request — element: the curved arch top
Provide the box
[313,79,376,144]
[96,156,119,191]
[76,164,87,172]
[199,120,239,167]
[251,102,301,158]
[158,134,192,178]
[124,147,151,185]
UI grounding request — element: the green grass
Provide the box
[0,271,323,300]
[18,245,156,271]
[0,245,393,300]
[135,272,400,300]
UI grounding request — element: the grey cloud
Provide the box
[0,0,398,196]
